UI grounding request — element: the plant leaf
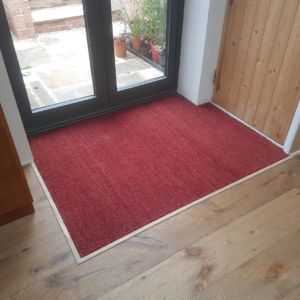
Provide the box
[21,66,32,70]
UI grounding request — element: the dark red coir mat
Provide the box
[29,94,287,257]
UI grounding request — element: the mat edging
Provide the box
[32,154,296,264]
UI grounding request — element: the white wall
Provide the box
[0,51,33,165]
[284,100,300,154]
[178,0,226,105]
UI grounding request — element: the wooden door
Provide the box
[0,104,34,225]
[212,0,300,145]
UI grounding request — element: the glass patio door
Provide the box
[103,0,183,105]
[0,0,184,135]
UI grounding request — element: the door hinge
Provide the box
[213,69,217,84]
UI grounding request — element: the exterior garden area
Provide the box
[112,0,167,69]
[2,0,166,109]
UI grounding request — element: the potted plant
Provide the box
[154,43,165,67]
[116,2,132,49]
[113,35,127,58]
[130,18,143,53]
[117,0,143,53]
[139,39,152,59]
[139,0,167,63]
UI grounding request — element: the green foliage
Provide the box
[157,0,167,45]
[139,0,167,45]
[116,0,143,38]
[115,0,167,45]
[21,66,32,70]
[130,17,143,38]
[153,42,165,53]
[21,66,32,77]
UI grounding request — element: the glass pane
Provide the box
[2,0,93,110]
[111,0,167,89]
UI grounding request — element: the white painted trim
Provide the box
[284,100,300,154]
[210,101,284,149]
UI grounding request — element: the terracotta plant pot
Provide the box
[114,42,127,58]
[131,37,142,53]
[150,41,160,64]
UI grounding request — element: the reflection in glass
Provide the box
[111,0,167,88]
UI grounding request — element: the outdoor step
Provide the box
[31,4,84,24]
[31,3,119,24]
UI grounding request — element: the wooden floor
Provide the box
[1,155,300,299]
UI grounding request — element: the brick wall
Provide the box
[2,0,126,40]
[2,0,36,40]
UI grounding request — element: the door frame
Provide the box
[0,0,185,136]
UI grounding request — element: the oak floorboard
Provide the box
[100,189,300,300]
[190,229,300,300]
[0,232,76,299]
[23,165,50,212]
[0,205,57,245]
[2,157,300,300]
[0,206,62,260]
[282,285,300,300]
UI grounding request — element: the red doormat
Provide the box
[29,94,287,258]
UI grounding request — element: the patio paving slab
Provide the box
[13,28,164,109]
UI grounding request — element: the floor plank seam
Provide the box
[101,189,300,299]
